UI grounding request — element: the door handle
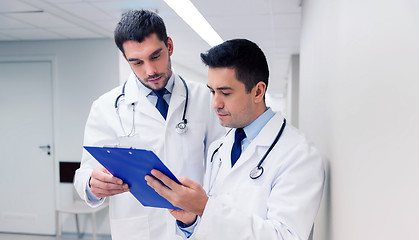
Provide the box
[39,145,51,155]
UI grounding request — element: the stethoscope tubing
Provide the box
[255,119,286,169]
[209,118,286,181]
[178,75,188,125]
[114,81,127,108]
[114,75,189,136]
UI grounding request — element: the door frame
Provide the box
[0,55,59,234]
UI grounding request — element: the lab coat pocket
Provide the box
[165,122,206,182]
[181,122,206,153]
[110,216,150,240]
[180,122,206,179]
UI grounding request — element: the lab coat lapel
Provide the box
[166,75,186,122]
[214,131,235,192]
[223,113,284,182]
[124,73,165,123]
[255,112,285,146]
[221,129,234,167]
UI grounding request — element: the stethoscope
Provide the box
[208,119,286,194]
[114,75,189,137]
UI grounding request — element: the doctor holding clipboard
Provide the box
[146,39,325,240]
[74,9,224,240]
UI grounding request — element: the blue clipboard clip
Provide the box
[84,146,181,210]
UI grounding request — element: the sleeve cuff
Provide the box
[85,177,105,206]
[177,216,199,238]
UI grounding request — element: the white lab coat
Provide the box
[189,112,325,240]
[74,73,225,240]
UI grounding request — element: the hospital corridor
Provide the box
[1,0,418,240]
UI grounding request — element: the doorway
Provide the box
[0,60,56,234]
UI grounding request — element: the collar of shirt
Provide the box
[136,72,175,105]
[241,107,275,151]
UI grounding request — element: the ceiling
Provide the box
[0,0,301,95]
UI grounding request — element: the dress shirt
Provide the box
[179,107,275,237]
[85,73,176,203]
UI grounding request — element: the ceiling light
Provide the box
[0,10,44,14]
[163,0,223,47]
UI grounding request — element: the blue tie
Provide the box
[231,128,246,167]
[153,89,168,119]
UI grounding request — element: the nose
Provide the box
[212,93,223,110]
[144,62,157,76]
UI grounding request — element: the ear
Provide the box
[167,37,174,56]
[253,81,266,103]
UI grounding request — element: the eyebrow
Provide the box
[207,84,233,91]
[127,48,163,62]
[150,48,163,57]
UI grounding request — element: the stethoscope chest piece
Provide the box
[176,121,188,134]
[249,166,264,179]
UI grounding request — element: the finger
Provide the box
[145,174,174,200]
[178,176,200,189]
[168,209,179,214]
[91,177,129,191]
[145,174,167,191]
[91,187,128,199]
[98,172,124,185]
[93,188,127,198]
[150,169,181,190]
[103,167,111,175]
[93,168,124,185]
[91,181,129,197]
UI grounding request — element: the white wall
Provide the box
[0,39,120,235]
[171,61,207,84]
[299,1,419,239]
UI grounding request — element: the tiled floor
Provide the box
[0,233,111,240]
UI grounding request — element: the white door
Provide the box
[0,60,55,234]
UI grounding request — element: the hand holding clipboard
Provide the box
[84,146,181,210]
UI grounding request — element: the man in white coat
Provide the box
[146,39,325,240]
[74,10,225,240]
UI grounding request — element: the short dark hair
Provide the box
[201,39,269,93]
[114,9,168,54]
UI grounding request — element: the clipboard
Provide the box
[84,146,181,210]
